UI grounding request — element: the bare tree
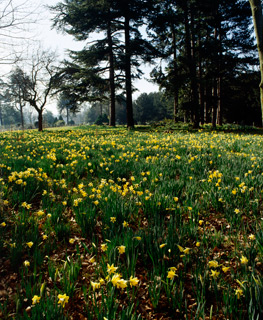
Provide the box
[0,0,40,65]
[14,49,58,131]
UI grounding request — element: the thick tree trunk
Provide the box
[108,22,116,127]
[38,111,43,131]
[124,16,134,128]
[249,0,263,126]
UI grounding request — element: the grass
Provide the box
[0,125,263,319]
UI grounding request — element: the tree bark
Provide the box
[124,16,134,128]
[249,0,263,126]
[171,26,178,122]
[108,22,116,126]
[66,107,69,125]
[20,104,24,130]
[38,111,43,131]
[184,1,199,127]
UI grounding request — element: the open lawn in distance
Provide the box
[0,125,263,319]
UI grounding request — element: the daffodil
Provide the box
[24,260,30,267]
[26,241,33,248]
[107,263,118,275]
[222,266,230,273]
[91,281,101,291]
[211,270,220,279]
[129,276,139,287]
[208,260,219,268]
[32,295,41,305]
[116,278,127,289]
[167,270,177,280]
[57,294,69,308]
[248,234,255,241]
[101,243,108,252]
[118,245,126,254]
[235,288,243,299]
[111,273,121,286]
[240,255,248,265]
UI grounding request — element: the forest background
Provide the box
[0,0,262,130]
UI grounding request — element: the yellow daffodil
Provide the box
[26,241,33,248]
[107,263,118,275]
[101,243,108,252]
[57,294,69,308]
[24,260,30,267]
[208,260,219,268]
[90,281,101,291]
[116,278,127,289]
[159,243,166,248]
[111,273,121,286]
[32,295,41,305]
[222,266,230,273]
[248,234,255,241]
[240,255,248,265]
[118,245,126,254]
[211,270,220,279]
[235,288,243,299]
[129,276,139,287]
[167,270,177,280]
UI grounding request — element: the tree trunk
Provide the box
[108,22,116,127]
[171,26,178,122]
[212,84,217,128]
[249,0,263,126]
[38,111,43,131]
[124,16,134,128]
[20,104,24,130]
[184,1,199,127]
[0,104,3,126]
[66,107,69,125]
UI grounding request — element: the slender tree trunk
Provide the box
[108,22,116,126]
[171,26,178,122]
[184,1,199,127]
[216,19,222,126]
[204,85,207,123]
[38,111,43,131]
[0,104,2,126]
[217,76,222,125]
[124,16,134,128]
[212,83,217,128]
[249,0,263,126]
[198,33,204,125]
[66,107,69,125]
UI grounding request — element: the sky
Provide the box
[5,0,159,114]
